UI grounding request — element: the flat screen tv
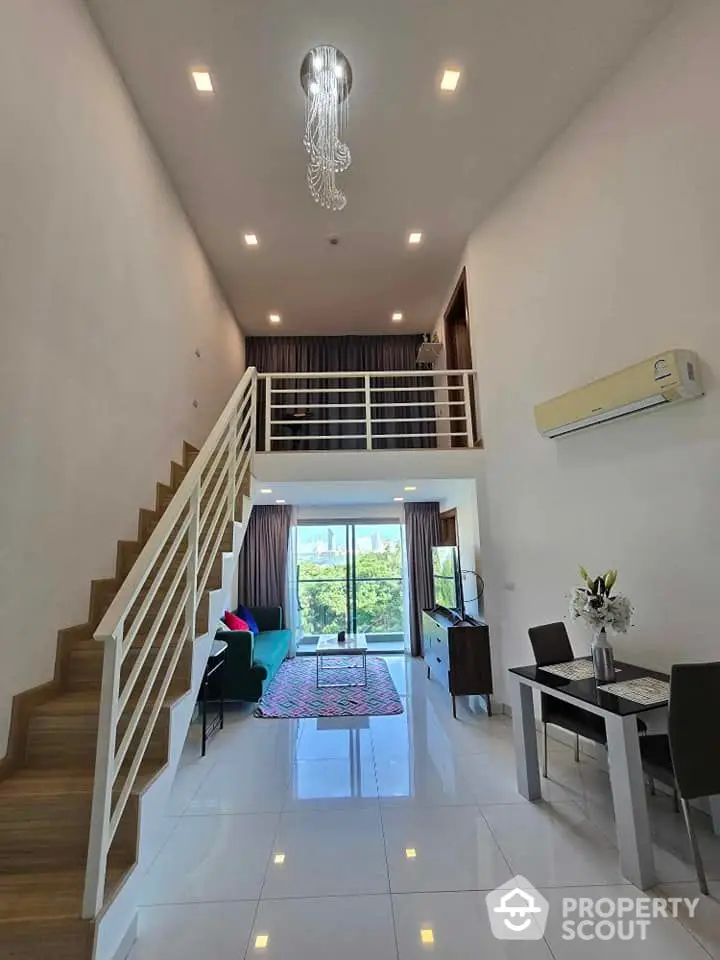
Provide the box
[432,546,463,613]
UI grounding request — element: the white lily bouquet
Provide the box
[569,567,633,634]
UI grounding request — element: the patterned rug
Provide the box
[255,655,404,719]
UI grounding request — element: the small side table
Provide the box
[199,639,227,757]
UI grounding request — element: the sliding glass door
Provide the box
[296,521,405,650]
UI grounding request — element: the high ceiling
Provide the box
[86,0,675,335]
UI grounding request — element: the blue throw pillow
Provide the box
[236,604,260,635]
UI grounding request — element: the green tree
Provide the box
[298,542,404,635]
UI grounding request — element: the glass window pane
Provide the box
[354,579,404,634]
[296,524,348,581]
[298,580,347,636]
[353,524,403,579]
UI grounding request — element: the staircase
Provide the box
[0,370,257,959]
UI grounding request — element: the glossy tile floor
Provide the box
[130,657,720,960]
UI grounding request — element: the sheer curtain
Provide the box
[404,502,441,657]
[284,509,300,657]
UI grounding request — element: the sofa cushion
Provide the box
[237,604,260,635]
[223,610,250,631]
[252,630,291,675]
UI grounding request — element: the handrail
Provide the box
[83,366,258,918]
[257,368,476,379]
[258,368,478,451]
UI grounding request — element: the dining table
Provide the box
[508,657,720,890]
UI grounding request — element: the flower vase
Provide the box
[591,627,615,683]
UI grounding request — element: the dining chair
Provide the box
[528,622,607,777]
[639,661,720,895]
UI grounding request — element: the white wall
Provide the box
[0,0,245,753]
[440,480,484,619]
[462,0,720,703]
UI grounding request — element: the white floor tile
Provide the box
[261,808,389,899]
[247,895,397,959]
[393,891,556,960]
[541,885,713,960]
[141,813,278,905]
[129,901,257,960]
[382,805,512,893]
[656,881,720,958]
[293,716,373,761]
[184,760,289,816]
[375,754,477,807]
[458,749,585,805]
[282,757,379,811]
[166,757,217,816]
[482,801,626,887]
[139,655,716,960]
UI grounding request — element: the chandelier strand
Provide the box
[301,45,352,211]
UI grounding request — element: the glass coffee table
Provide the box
[315,634,368,688]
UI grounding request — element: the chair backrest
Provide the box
[668,661,720,800]
[528,622,574,667]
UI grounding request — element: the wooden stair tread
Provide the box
[0,762,163,800]
[0,868,125,922]
[33,686,188,716]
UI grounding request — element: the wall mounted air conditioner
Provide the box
[534,350,703,439]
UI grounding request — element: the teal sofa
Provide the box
[216,606,291,702]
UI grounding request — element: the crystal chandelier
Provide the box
[300,45,353,211]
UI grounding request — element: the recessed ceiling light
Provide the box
[273,853,286,865]
[392,312,404,323]
[254,934,270,949]
[276,499,287,504]
[408,231,423,246]
[405,847,417,859]
[394,497,404,502]
[268,313,282,324]
[191,70,214,93]
[420,928,435,945]
[404,486,417,492]
[260,488,273,494]
[244,233,259,246]
[440,68,461,92]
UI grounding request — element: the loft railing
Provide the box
[82,367,257,917]
[258,369,479,450]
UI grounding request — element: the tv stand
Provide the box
[422,608,493,718]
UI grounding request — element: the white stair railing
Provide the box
[83,367,257,918]
[258,369,478,450]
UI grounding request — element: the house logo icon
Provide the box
[485,876,549,940]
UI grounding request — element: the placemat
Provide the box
[541,659,595,680]
[598,676,669,705]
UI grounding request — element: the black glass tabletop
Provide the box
[509,659,670,716]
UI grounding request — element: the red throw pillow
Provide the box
[223,610,250,632]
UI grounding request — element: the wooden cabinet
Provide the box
[422,608,493,718]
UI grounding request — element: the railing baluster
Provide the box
[82,626,122,918]
[463,372,475,448]
[249,371,258,470]
[227,409,237,521]
[186,483,201,640]
[364,375,372,450]
[264,375,273,452]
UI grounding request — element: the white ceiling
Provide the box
[87,0,675,335]
[254,478,474,508]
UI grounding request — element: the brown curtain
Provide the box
[404,502,441,657]
[237,505,292,616]
[247,335,435,451]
